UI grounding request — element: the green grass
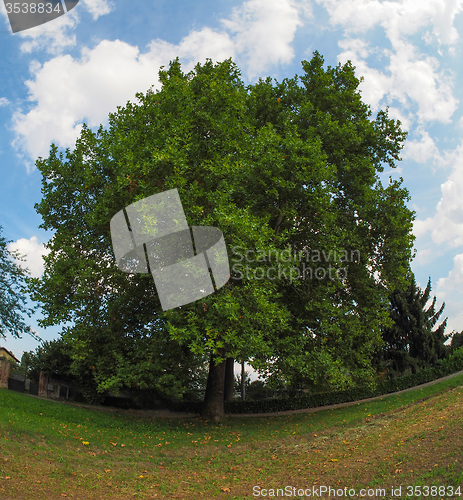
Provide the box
[1,373,463,499]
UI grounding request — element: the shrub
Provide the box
[224,347,463,414]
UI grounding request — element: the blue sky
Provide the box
[2,0,463,359]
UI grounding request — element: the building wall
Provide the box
[0,347,20,364]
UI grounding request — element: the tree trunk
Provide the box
[224,357,235,402]
[38,371,49,398]
[202,349,226,422]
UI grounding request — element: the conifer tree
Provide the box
[380,276,448,373]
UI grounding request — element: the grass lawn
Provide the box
[0,374,462,499]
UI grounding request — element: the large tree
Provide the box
[0,226,37,340]
[246,55,414,392]
[31,55,414,420]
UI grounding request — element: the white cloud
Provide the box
[80,0,114,20]
[222,0,304,77]
[322,0,461,129]
[7,236,50,278]
[1,0,115,55]
[337,36,458,126]
[403,128,441,164]
[387,41,457,124]
[413,144,463,246]
[148,28,236,71]
[12,31,238,165]
[437,253,463,291]
[318,0,463,47]
[12,39,167,164]
[436,253,463,331]
[316,0,385,34]
[18,11,78,55]
[0,97,10,107]
[421,0,463,47]
[414,248,434,266]
[149,0,305,77]
[337,38,389,111]
[12,0,307,166]
[385,106,412,131]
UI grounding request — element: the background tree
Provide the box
[23,331,208,404]
[23,337,73,382]
[31,56,415,420]
[377,275,448,374]
[451,331,463,351]
[0,225,37,340]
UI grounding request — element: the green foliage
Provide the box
[222,347,463,414]
[244,379,276,401]
[450,331,463,351]
[378,275,449,375]
[0,226,37,340]
[246,53,415,390]
[23,337,73,381]
[88,329,209,402]
[31,55,415,412]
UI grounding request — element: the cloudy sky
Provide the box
[1,0,463,358]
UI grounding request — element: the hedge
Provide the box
[171,348,463,415]
[225,347,463,414]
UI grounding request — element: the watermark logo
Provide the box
[231,246,360,284]
[110,188,230,311]
[4,0,79,33]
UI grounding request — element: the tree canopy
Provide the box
[0,226,36,340]
[31,54,415,419]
